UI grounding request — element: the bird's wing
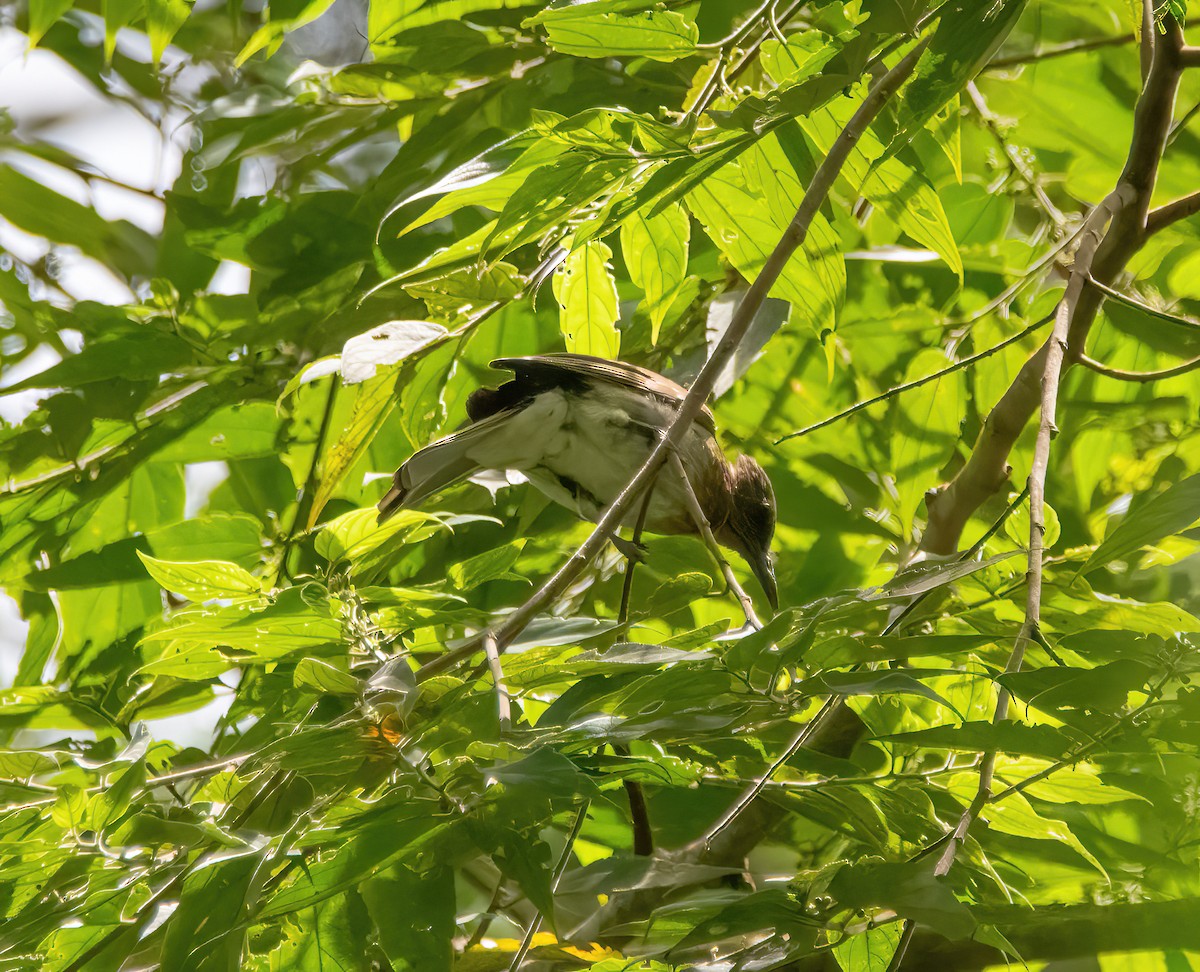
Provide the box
[378,390,570,521]
[488,354,716,434]
[377,410,516,521]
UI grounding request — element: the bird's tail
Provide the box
[376,417,501,523]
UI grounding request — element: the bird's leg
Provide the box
[667,451,762,631]
[615,476,658,856]
[610,534,647,565]
[617,479,657,625]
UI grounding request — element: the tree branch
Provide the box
[416,36,932,682]
[985,33,1136,70]
[920,20,1185,556]
[1144,188,1200,234]
[1082,272,1200,331]
[776,315,1052,445]
[889,216,1076,972]
[1076,351,1200,382]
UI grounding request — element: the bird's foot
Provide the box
[611,535,648,563]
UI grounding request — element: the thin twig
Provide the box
[275,377,339,584]
[1144,188,1200,234]
[508,801,589,972]
[985,33,1137,70]
[668,451,761,629]
[776,315,1052,444]
[1076,352,1200,382]
[614,480,657,856]
[465,876,507,951]
[702,696,841,847]
[696,0,781,50]
[1082,272,1200,331]
[416,37,932,683]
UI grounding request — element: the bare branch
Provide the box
[985,33,1136,70]
[920,20,1186,556]
[1181,46,1200,68]
[1082,272,1200,331]
[776,315,1052,445]
[1076,352,1200,382]
[889,211,1076,972]
[417,37,932,682]
[1145,189,1200,234]
[507,802,589,972]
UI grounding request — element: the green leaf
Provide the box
[93,761,146,834]
[688,133,844,338]
[998,659,1153,714]
[971,785,1108,878]
[259,817,440,918]
[236,0,337,64]
[1084,473,1200,573]
[553,240,621,358]
[361,866,454,972]
[620,202,689,344]
[880,721,1082,758]
[893,349,965,535]
[804,669,965,718]
[137,551,261,600]
[525,3,699,61]
[834,922,903,972]
[27,0,75,45]
[308,372,395,529]
[152,402,282,462]
[802,104,961,277]
[0,688,116,731]
[829,858,976,940]
[294,657,361,696]
[447,540,527,590]
[994,759,1149,806]
[146,0,192,62]
[103,0,144,62]
[892,0,1027,149]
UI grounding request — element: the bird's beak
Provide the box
[748,549,778,613]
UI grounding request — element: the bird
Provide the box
[377,353,778,610]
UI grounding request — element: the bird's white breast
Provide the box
[510,385,718,533]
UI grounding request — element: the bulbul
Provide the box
[378,354,778,610]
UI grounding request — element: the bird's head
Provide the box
[718,455,778,612]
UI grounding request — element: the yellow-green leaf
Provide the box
[620,202,689,345]
[553,240,620,358]
[137,552,262,600]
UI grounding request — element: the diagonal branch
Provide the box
[416,36,932,682]
[920,19,1185,556]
